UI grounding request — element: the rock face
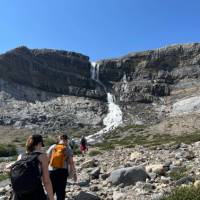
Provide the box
[0,46,106,101]
[0,46,107,132]
[98,43,200,98]
[96,43,200,127]
[0,44,200,133]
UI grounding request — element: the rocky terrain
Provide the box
[1,140,200,199]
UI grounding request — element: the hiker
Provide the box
[47,134,77,200]
[69,138,76,151]
[80,136,88,154]
[11,134,54,200]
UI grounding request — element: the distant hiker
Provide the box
[47,134,77,200]
[10,134,54,200]
[69,138,76,151]
[80,136,88,154]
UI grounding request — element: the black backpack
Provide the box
[81,137,86,145]
[10,152,42,195]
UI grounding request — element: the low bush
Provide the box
[169,167,187,181]
[88,150,102,156]
[73,144,82,155]
[44,137,57,147]
[161,185,200,200]
[0,172,9,181]
[0,144,17,157]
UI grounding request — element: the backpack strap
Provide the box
[21,151,42,161]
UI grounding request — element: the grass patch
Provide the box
[169,167,188,181]
[44,137,57,147]
[96,131,200,151]
[0,172,9,181]
[0,144,17,157]
[105,124,146,139]
[161,185,200,200]
[88,150,102,156]
[72,144,82,155]
[96,142,115,151]
[11,136,28,147]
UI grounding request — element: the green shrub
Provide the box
[0,172,9,181]
[88,150,102,156]
[161,185,200,200]
[0,144,17,157]
[73,144,82,155]
[99,131,200,150]
[44,137,57,147]
[169,167,187,181]
[96,142,115,151]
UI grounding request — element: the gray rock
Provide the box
[77,179,90,187]
[112,191,126,200]
[101,172,110,180]
[74,191,101,200]
[90,167,101,179]
[142,183,156,191]
[108,166,149,186]
[90,185,99,192]
[175,176,194,186]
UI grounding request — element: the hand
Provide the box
[73,173,77,182]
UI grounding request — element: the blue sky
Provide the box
[0,0,200,60]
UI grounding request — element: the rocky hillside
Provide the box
[0,44,200,135]
[0,46,107,133]
[1,139,200,200]
[97,43,200,128]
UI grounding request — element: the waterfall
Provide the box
[91,62,97,80]
[103,93,122,128]
[86,62,123,144]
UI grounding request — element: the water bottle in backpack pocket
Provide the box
[10,152,42,195]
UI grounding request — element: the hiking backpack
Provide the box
[49,144,67,168]
[10,152,42,195]
[80,137,86,146]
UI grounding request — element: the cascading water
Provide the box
[86,62,123,143]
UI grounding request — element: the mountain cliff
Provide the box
[0,44,200,136]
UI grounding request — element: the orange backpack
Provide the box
[49,144,67,168]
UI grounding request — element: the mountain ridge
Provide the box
[0,43,199,136]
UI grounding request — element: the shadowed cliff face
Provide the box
[97,43,200,104]
[0,46,106,101]
[0,44,200,134]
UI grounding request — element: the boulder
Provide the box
[108,166,149,186]
[81,159,97,168]
[175,176,194,186]
[74,191,100,200]
[146,164,166,175]
[90,167,101,179]
[194,180,200,188]
[130,152,142,160]
[113,191,126,200]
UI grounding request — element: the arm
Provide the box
[68,156,77,182]
[39,153,54,200]
[46,145,53,163]
[17,154,22,161]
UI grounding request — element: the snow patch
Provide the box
[172,96,200,115]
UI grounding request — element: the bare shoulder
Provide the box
[38,152,48,163]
